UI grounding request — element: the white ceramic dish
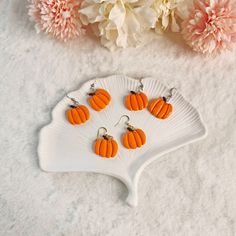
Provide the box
[38,75,207,207]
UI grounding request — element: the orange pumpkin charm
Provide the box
[123,127,146,149]
[94,127,118,158]
[88,88,111,111]
[125,91,148,111]
[148,98,172,119]
[125,79,148,111]
[67,105,90,125]
[66,95,90,125]
[148,88,176,119]
[115,115,146,149]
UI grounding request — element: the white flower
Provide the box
[80,0,156,50]
[151,0,183,33]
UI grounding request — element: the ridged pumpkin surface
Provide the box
[148,98,173,119]
[67,105,90,125]
[125,92,148,111]
[94,138,118,158]
[88,89,111,111]
[122,129,146,149]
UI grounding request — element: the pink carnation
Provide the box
[28,0,84,41]
[181,0,236,54]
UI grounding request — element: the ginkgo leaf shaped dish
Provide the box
[38,75,207,207]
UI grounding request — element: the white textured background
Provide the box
[1,0,236,235]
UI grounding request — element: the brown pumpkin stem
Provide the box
[69,105,77,108]
[88,92,96,96]
[130,91,136,94]
[127,123,135,131]
[103,134,113,140]
[163,97,167,102]
[127,127,135,131]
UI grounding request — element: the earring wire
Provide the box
[138,78,144,92]
[114,115,130,127]
[66,94,80,106]
[165,87,177,102]
[97,127,107,139]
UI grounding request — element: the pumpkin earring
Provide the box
[125,79,148,111]
[66,95,90,125]
[148,88,176,119]
[94,127,118,158]
[115,115,146,149]
[87,81,111,112]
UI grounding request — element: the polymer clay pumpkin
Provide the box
[125,91,148,111]
[148,97,173,119]
[123,127,146,149]
[94,134,118,158]
[66,104,90,125]
[88,88,111,111]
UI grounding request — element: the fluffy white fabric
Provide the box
[0,0,236,235]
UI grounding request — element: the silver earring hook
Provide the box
[88,80,97,95]
[138,78,144,92]
[66,94,80,106]
[115,115,136,131]
[90,80,97,90]
[114,115,130,127]
[165,87,177,102]
[90,82,95,89]
[97,127,107,139]
[170,87,177,96]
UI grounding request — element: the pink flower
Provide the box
[28,0,84,41]
[181,0,236,54]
